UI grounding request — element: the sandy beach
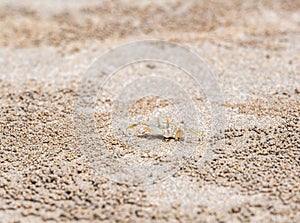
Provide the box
[0,0,299,222]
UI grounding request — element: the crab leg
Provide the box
[127,122,163,136]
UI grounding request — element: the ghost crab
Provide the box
[128,118,203,141]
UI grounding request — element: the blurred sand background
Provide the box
[0,0,299,222]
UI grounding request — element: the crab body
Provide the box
[128,118,184,140]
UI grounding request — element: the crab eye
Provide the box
[167,126,173,133]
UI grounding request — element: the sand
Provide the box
[0,0,299,222]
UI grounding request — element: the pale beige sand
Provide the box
[0,0,299,222]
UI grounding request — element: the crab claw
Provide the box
[174,129,184,140]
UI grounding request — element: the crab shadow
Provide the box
[136,134,165,140]
[136,134,183,142]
